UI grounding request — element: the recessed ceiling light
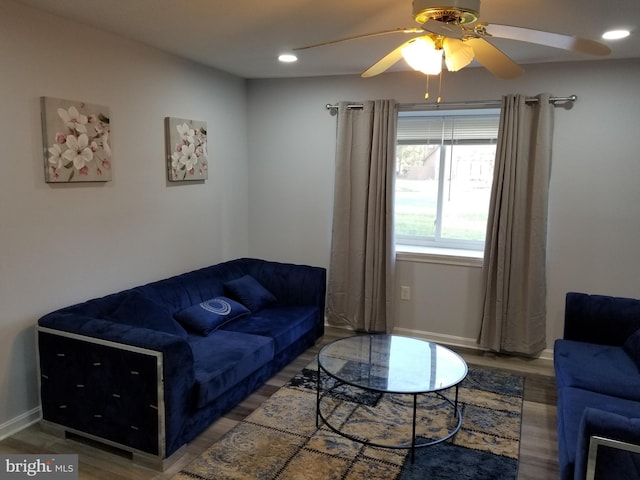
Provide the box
[602,29,630,40]
[278,53,298,63]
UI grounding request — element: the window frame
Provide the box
[394,106,501,256]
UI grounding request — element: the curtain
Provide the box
[478,93,554,355]
[326,100,397,333]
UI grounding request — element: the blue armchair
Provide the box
[554,292,640,480]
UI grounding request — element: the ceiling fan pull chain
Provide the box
[425,75,430,100]
[437,71,443,104]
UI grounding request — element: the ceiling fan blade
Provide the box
[420,19,465,39]
[294,28,422,51]
[361,40,414,78]
[466,38,524,79]
[481,24,611,56]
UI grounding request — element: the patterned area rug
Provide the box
[172,359,524,480]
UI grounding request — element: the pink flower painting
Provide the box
[165,117,208,181]
[41,97,111,182]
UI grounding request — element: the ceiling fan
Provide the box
[295,0,611,80]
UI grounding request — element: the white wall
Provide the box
[0,1,249,435]
[247,58,640,354]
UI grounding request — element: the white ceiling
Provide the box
[12,0,640,79]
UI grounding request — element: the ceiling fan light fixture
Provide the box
[401,36,443,75]
[443,37,475,71]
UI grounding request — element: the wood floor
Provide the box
[0,326,559,479]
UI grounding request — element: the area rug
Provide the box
[172,359,524,480]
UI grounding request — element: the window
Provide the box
[395,108,500,254]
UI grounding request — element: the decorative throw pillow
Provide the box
[224,274,277,312]
[174,296,250,336]
[623,328,640,369]
[109,292,188,338]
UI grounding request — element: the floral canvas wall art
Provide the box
[165,117,208,181]
[41,97,111,182]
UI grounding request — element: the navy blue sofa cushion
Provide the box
[175,296,249,335]
[624,329,640,370]
[554,339,640,401]
[188,330,275,408]
[564,292,640,345]
[223,305,319,354]
[109,291,188,338]
[224,274,276,312]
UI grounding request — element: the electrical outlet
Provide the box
[400,286,411,300]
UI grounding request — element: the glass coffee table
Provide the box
[316,334,468,462]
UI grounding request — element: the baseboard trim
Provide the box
[392,327,554,362]
[0,407,41,441]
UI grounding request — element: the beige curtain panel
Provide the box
[479,93,554,356]
[326,100,397,333]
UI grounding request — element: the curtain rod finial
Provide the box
[326,104,339,116]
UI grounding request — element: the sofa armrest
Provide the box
[574,407,640,480]
[37,317,195,457]
[564,292,640,345]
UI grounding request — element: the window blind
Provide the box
[397,112,500,143]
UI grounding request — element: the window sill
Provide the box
[396,246,484,268]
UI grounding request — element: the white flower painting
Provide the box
[41,97,111,182]
[165,117,208,181]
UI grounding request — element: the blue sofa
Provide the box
[554,292,640,479]
[37,258,326,469]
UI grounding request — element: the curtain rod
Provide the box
[326,95,577,111]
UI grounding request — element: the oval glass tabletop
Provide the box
[318,334,468,394]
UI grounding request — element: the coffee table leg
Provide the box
[411,394,417,463]
[454,385,460,418]
[316,363,321,428]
